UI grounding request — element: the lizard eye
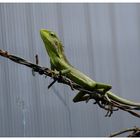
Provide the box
[50,32,56,37]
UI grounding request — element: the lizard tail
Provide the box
[107,91,140,108]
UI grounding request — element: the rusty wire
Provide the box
[0,49,140,119]
[110,126,140,137]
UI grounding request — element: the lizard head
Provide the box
[40,29,70,68]
[40,29,62,58]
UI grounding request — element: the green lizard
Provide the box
[40,29,140,108]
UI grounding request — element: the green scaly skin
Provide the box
[40,29,140,108]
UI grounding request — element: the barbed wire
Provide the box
[1,49,140,119]
[110,126,140,137]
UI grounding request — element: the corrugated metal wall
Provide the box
[0,3,140,137]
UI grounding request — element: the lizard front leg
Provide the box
[73,91,89,102]
[73,91,101,103]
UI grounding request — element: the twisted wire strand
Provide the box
[0,49,140,119]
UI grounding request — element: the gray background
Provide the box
[0,3,140,137]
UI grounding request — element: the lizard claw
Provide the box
[105,105,113,117]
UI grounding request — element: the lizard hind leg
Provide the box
[93,82,112,103]
[95,82,112,93]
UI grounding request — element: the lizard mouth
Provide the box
[40,29,52,45]
[40,29,48,39]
